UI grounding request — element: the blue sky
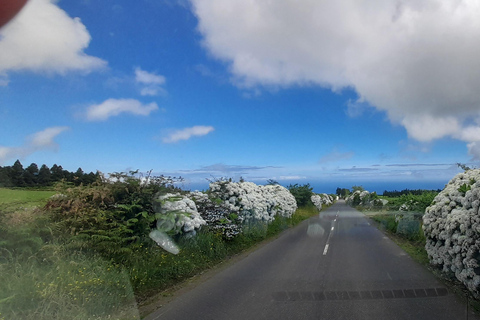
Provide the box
[1,0,480,193]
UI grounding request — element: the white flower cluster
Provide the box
[311,193,334,211]
[209,181,297,222]
[423,169,480,297]
[154,193,206,233]
[345,190,387,207]
[345,190,370,205]
[399,200,417,211]
[186,191,242,239]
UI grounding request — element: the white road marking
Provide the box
[387,272,392,280]
[323,244,329,255]
[323,221,335,256]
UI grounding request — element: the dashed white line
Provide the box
[323,220,336,256]
[323,244,329,255]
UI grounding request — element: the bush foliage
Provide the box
[287,183,314,207]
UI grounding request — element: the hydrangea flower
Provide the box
[311,193,334,211]
[423,169,480,297]
[153,193,206,233]
[208,181,297,222]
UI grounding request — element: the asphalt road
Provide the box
[145,201,479,320]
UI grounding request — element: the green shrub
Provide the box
[287,183,313,207]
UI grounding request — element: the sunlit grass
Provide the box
[0,188,56,213]
[0,248,139,320]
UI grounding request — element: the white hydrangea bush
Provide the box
[186,190,243,239]
[151,181,298,240]
[208,181,297,222]
[423,169,480,297]
[153,193,206,234]
[346,190,386,208]
[346,190,370,206]
[311,193,334,211]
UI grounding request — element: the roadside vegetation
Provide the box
[0,175,326,320]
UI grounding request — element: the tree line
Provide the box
[0,159,100,188]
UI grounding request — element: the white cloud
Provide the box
[401,115,460,142]
[0,126,69,164]
[467,142,480,160]
[85,98,158,121]
[0,0,106,77]
[162,126,214,143]
[0,146,18,163]
[135,67,167,96]
[190,0,480,153]
[28,126,70,149]
[135,68,166,85]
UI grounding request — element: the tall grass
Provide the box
[0,248,139,320]
[1,187,321,319]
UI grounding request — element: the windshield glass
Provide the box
[1,1,479,319]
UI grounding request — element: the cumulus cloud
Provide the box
[0,126,69,164]
[85,98,158,121]
[190,0,480,158]
[0,0,106,76]
[28,126,70,148]
[162,126,214,143]
[135,67,167,96]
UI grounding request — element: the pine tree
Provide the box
[11,160,25,187]
[50,164,65,182]
[74,167,84,185]
[38,164,52,186]
[23,163,39,186]
[0,166,12,187]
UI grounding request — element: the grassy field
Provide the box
[0,188,56,212]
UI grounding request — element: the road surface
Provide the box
[145,200,478,320]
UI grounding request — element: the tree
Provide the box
[457,163,472,171]
[0,166,12,187]
[351,185,365,192]
[38,164,52,186]
[266,179,279,185]
[23,163,39,186]
[74,167,84,185]
[287,183,314,207]
[81,171,98,185]
[50,164,65,182]
[336,187,350,198]
[11,160,25,187]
